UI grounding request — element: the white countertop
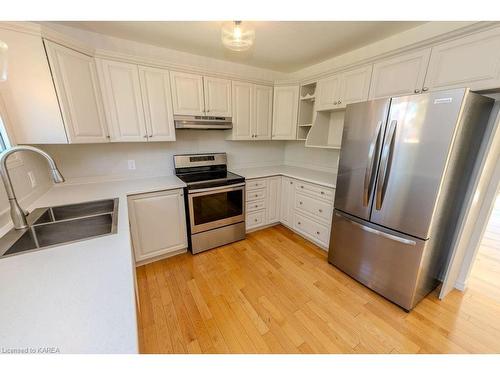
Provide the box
[0,175,185,354]
[233,165,337,188]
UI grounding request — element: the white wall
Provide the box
[39,131,288,182]
[283,142,339,173]
[0,153,52,230]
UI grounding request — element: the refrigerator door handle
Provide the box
[376,119,397,210]
[334,212,416,245]
[363,120,383,206]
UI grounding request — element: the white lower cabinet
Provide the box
[247,175,335,249]
[128,189,188,264]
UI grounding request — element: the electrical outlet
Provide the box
[27,171,37,188]
[127,160,136,170]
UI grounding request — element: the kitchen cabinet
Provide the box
[203,76,232,116]
[97,59,148,142]
[266,176,281,224]
[138,66,176,141]
[128,189,187,264]
[44,41,109,143]
[230,81,272,140]
[272,85,299,140]
[170,71,231,117]
[316,65,372,111]
[369,49,431,99]
[424,27,500,92]
[0,27,67,144]
[169,71,205,116]
[280,176,295,227]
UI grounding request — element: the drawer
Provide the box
[293,212,330,247]
[247,199,266,213]
[246,188,266,202]
[246,178,268,191]
[247,209,266,230]
[295,192,333,223]
[295,181,334,201]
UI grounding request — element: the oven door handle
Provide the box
[188,182,246,195]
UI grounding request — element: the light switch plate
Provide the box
[127,160,136,170]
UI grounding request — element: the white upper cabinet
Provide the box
[369,49,431,99]
[425,27,500,92]
[231,81,253,140]
[169,71,205,116]
[339,65,373,107]
[230,82,272,140]
[316,75,341,111]
[253,85,273,139]
[272,85,299,140]
[45,41,109,143]
[0,28,67,144]
[316,65,372,110]
[97,59,148,142]
[138,66,176,142]
[203,76,232,117]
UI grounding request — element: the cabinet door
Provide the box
[266,176,282,224]
[316,74,341,110]
[280,177,295,227]
[204,76,232,117]
[338,65,373,108]
[272,85,299,140]
[369,49,431,99]
[170,71,205,116]
[97,59,147,142]
[425,27,500,91]
[0,29,66,144]
[45,41,109,143]
[231,81,253,140]
[128,189,187,263]
[254,85,273,140]
[138,66,176,141]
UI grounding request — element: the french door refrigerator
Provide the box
[328,88,493,311]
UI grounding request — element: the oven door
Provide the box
[188,183,245,234]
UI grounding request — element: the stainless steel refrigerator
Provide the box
[328,88,494,311]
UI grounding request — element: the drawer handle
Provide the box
[254,204,258,208]
[316,231,320,235]
[255,194,258,197]
[254,218,258,222]
[321,191,325,195]
[301,185,304,189]
[318,209,323,213]
[290,181,293,185]
[298,221,301,225]
[299,201,303,205]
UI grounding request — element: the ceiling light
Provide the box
[221,21,255,52]
[0,40,7,81]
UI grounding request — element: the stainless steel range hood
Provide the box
[174,115,232,130]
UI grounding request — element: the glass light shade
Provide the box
[0,40,7,82]
[221,21,255,51]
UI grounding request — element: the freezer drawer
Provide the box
[328,211,426,310]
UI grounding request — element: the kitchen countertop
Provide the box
[233,165,337,188]
[0,175,185,354]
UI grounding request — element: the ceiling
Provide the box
[55,21,426,73]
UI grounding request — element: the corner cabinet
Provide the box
[128,189,188,265]
[424,27,500,92]
[272,85,299,140]
[170,71,232,117]
[44,41,110,143]
[229,81,272,140]
[369,49,431,99]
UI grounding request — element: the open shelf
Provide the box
[305,109,345,149]
[298,123,312,127]
[296,81,317,141]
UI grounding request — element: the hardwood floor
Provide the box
[137,222,500,354]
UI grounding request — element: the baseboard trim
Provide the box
[135,248,187,267]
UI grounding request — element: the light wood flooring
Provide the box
[137,219,500,354]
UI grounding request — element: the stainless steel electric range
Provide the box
[174,153,246,254]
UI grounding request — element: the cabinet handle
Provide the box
[207,109,210,113]
[298,221,301,225]
[301,185,304,189]
[148,135,153,138]
[316,231,320,235]
[255,194,258,197]
[290,181,293,185]
[422,87,429,92]
[255,134,258,138]
[320,191,325,195]
[319,209,323,213]
[254,218,258,222]
[254,204,258,208]
[106,135,111,139]
[414,89,421,93]
[299,201,303,205]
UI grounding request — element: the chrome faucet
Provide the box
[0,145,65,230]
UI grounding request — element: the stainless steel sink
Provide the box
[0,199,118,258]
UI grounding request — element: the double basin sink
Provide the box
[0,199,118,258]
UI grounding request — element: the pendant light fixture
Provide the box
[0,40,7,81]
[221,21,255,52]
